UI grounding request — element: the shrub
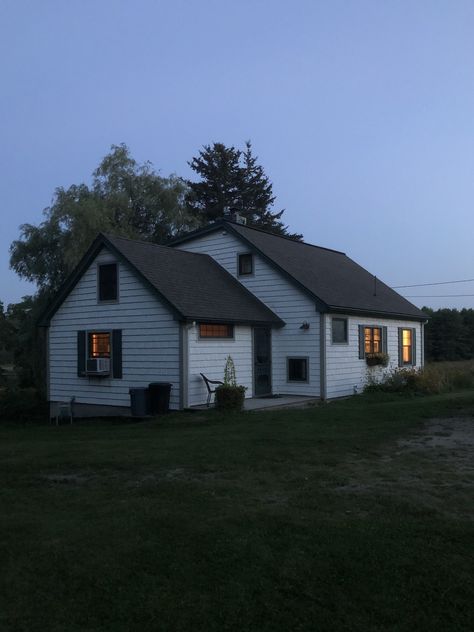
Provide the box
[214,384,246,411]
[215,355,246,411]
[0,387,47,421]
[363,361,474,396]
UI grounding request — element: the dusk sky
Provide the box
[1,0,474,309]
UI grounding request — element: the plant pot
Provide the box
[214,385,246,411]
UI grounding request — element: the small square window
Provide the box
[287,357,308,382]
[332,318,348,343]
[98,263,118,301]
[238,253,253,276]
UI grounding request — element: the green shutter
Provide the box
[412,328,417,366]
[112,330,122,379]
[382,326,388,354]
[358,325,365,359]
[398,328,403,367]
[77,330,86,376]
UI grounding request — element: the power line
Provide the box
[404,294,474,298]
[393,278,474,289]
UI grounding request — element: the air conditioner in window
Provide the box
[86,358,110,375]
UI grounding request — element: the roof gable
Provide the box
[170,221,427,321]
[39,233,284,327]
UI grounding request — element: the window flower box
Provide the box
[366,352,389,367]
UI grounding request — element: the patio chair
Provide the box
[200,373,224,407]
[55,396,75,426]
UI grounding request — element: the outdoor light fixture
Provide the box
[300,321,310,330]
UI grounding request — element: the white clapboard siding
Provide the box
[49,248,181,409]
[325,315,423,398]
[176,231,320,396]
[187,325,253,407]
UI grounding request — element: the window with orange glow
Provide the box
[88,332,111,358]
[199,323,234,338]
[401,329,413,364]
[364,327,382,353]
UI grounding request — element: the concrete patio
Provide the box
[189,395,320,412]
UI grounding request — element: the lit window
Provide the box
[238,253,253,276]
[199,323,234,338]
[88,332,111,358]
[332,318,348,343]
[364,327,382,353]
[287,357,308,382]
[98,263,118,301]
[402,329,413,364]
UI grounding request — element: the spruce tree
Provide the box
[186,141,302,239]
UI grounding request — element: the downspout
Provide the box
[179,323,189,409]
[421,320,428,368]
[319,312,327,400]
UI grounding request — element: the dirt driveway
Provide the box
[337,416,474,521]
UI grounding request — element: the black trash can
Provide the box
[148,382,172,414]
[129,387,149,416]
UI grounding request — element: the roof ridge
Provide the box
[221,220,346,255]
[102,232,210,259]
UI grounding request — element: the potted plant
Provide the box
[365,352,389,367]
[214,356,246,411]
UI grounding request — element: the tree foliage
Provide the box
[423,307,474,361]
[10,144,196,293]
[186,141,302,240]
[7,144,198,391]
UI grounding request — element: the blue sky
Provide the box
[1,0,474,308]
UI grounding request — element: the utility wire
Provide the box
[404,294,474,298]
[393,278,474,289]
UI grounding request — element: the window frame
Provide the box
[331,317,348,344]
[198,323,235,340]
[287,356,309,383]
[237,252,254,277]
[401,328,414,366]
[97,262,119,303]
[364,326,383,354]
[87,330,112,359]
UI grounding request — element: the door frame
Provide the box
[252,326,272,397]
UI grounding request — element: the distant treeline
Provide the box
[423,307,474,362]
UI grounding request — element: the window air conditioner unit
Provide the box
[87,358,110,375]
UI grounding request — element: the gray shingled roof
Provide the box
[103,234,283,325]
[172,221,427,321]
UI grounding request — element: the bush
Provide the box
[214,385,246,411]
[364,361,474,396]
[0,387,47,421]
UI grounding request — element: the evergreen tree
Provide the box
[186,141,302,240]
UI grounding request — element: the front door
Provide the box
[254,327,272,396]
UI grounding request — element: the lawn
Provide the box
[1,392,474,632]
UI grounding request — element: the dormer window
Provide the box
[238,253,253,276]
[98,263,118,302]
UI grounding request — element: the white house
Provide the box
[40,221,427,416]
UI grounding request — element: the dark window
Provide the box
[88,332,111,358]
[238,253,253,276]
[287,357,308,382]
[332,318,348,343]
[364,327,382,354]
[199,323,234,338]
[98,263,118,301]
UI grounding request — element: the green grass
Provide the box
[1,392,474,631]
